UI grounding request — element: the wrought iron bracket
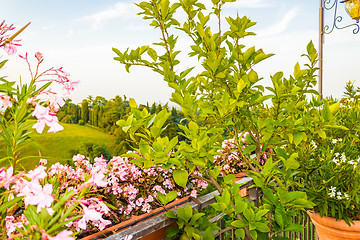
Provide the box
[324,0,360,34]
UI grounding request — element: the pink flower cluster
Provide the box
[0,153,209,238]
[104,154,208,218]
[16,52,79,134]
[214,133,273,175]
[0,20,21,55]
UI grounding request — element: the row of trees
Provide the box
[56,95,185,155]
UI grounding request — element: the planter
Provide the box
[81,196,190,240]
[234,172,249,197]
[308,211,360,240]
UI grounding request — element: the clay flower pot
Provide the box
[234,172,249,197]
[308,211,360,240]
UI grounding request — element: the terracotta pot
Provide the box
[308,211,360,240]
[234,172,248,197]
[81,196,190,240]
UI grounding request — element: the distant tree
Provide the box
[98,106,104,128]
[89,110,93,125]
[81,100,89,123]
[93,104,99,127]
[87,95,94,108]
[94,96,107,106]
[61,115,72,124]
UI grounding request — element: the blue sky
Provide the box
[1,0,359,104]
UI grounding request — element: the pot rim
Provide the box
[307,210,360,232]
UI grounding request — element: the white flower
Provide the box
[344,193,349,200]
[340,153,347,163]
[329,186,336,192]
[311,141,317,149]
[329,191,336,198]
[335,153,340,158]
[332,139,338,144]
[336,192,342,200]
[348,160,355,165]
[332,158,339,164]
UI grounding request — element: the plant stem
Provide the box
[205,169,252,239]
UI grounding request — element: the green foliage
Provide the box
[81,100,89,123]
[69,142,112,161]
[165,204,216,240]
[0,121,116,170]
[295,81,360,224]
[112,0,324,239]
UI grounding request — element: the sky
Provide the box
[0,0,359,105]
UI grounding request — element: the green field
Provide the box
[0,120,116,170]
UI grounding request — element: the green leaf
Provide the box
[275,207,287,228]
[0,196,22,213]
[255,209,269,220]
[189,213,205,225]
[173,170,188,187]
[237,79,246,93]
[329,102,340,114]
[235,229,245,239]
[232,220,247,228]
[203,226,215,240]
[284,153,299,170]
[147,48,158,61]
[209,166,221,179]
[165,226,180,238]
[0,59,8,69]
[129,98,137,108]
[243,144,256,155]
[255,222,270,232]
[165,191,177,204]
[293,132,305,146]
[166,210,177,219]
[284,223,304,232]
[316,129,326,139]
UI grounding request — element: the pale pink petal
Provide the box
[33,120,46,134]
[50,230,74,240]
[3,45,17,55]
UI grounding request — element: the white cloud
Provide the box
[257,6,300,37]
[77,2,136,30]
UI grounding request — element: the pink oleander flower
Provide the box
[190,189,197,198]
[135,197,144,207]
[73,154,85,162]
[20,181,54,213]
[0,95,12,108]
[78,206,102,230]
[97,218,112,231]
[27,165,47,181]
[47,92,65,112]
[141,202,151,213]
[96,201,110,214]
[35,52,43,62]
[39,158,47,166]
[32,104,64,133]
[3,44,17,55]
[5,216,23,238]
[50,230,74,240]
[87,167,108,188]
[0,166,14,190]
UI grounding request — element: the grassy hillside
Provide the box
[0,120,116,170]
